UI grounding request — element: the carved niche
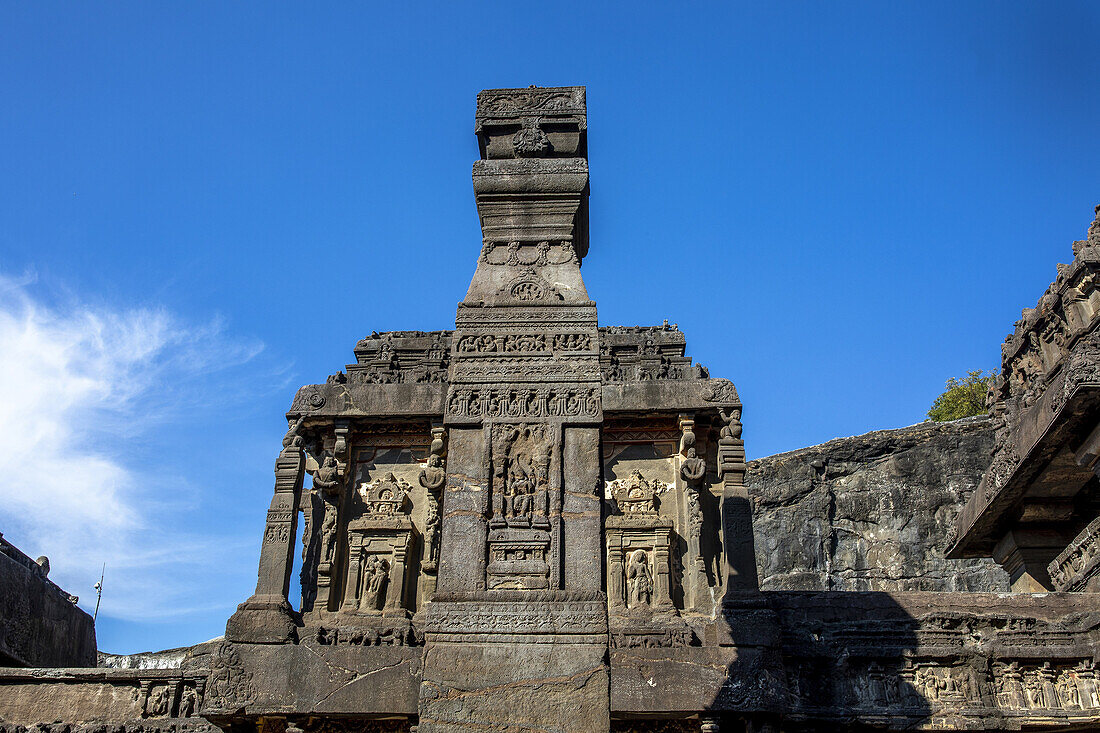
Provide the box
[604,470,676,616]
[342,473,415,616]
[487,423,557,590]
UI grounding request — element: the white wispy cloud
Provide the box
[0,271,267,625]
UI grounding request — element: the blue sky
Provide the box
[0,3,1097,653]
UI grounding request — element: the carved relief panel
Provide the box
[299,424,444,620]
[602,417,722,613]
[342,473,414,616]
[991,660,1100,712]
[604,471,675,615]
[487,423,559,590]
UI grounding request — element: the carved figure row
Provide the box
[314,623,418,647]
[836,658,1100,713]
[349,365,447,385]
[456,332,592,353]
[0,724,218,733]
[602,360,695,382]
[133,680,202,719]
[609,628,696,648]
[452,358,598,382]
[446,387,600,419]
[993,660,1100,711]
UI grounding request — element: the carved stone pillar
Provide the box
[419,424,447,604]
[420,86,608,733]
[679,414,707,610]
[608,545,626,609]
[717,406,758,591]
[435,426,489,594]
[226,442,305,643]
[342,534,365,612]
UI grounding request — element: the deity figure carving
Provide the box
[419,453,446,493]
[607,470,661,515]
[179,687,197,717]
[359,555,390,612]
[717,407,743,441]
[312,455,343,496]
[320,503,339,564]
[146,686,168,716]
[680,447,706,483]
[1076,661,1100,707]
[627,550,653,608]
[996,662,1028,709]
[490,424,554,527]
[423,496,440,573]
[1025,671,1048,708]
[420,432,446,574]
[358,473,411,515]
[1059,671,1082,709]
[507,465,535,518]
[281,416,305,449]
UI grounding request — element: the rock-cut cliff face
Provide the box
[747,416,1010,592]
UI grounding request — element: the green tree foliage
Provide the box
[927,370,997,422]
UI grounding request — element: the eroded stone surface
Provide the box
[748,417,1009,592]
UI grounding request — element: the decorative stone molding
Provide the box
[1049,515,1100,591]
[445,385,600,421]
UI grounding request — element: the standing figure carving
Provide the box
[320,503,339,564]
[179,687,197,717]
[682,444,705,534]
[627,550,653,608]
[359,555,389,612]
[146,686,168,716]
[420,431,446,574]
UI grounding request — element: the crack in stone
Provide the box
[309,654,410,708]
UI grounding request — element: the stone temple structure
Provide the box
[3,86,1100,733]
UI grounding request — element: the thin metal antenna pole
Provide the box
[92,564,104,622]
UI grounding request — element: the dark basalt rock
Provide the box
[0,534,95,668]
[748,416,1010,593]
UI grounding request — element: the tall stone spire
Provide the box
[462,85,590,306]
[420,86,610,733]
